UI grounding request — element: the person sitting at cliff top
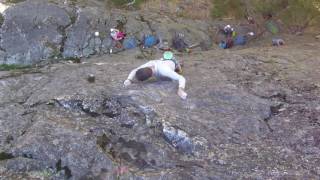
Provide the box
[110,28,126,51]
[124,51,187,100]
[110,28,126,41]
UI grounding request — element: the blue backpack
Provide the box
[219,41,227,49]
[123,37,137,49]
[143,35,158,48]
[234,35,247,46]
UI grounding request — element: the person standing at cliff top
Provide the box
[124,51,187,100]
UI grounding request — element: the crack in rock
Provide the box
[54,94,155,128]
[59,7,78,57]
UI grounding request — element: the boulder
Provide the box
[0,0,71,64]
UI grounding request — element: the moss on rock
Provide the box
[5,0,26,4]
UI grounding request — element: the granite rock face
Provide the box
[0,0,213,65]
[0,41,319,179]
[0,0,319,179]
[0,0,71,64]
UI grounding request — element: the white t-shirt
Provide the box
[127,59,186,89]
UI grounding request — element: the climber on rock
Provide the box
[124,51,187,100]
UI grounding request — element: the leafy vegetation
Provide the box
[211,0,245,18]
[0,13,4,27]
[5,0,26,3]
[211,0,320,30]
[0,64,31,71]
[280,0,320,27]
[0,152,14,160]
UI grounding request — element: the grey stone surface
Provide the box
[0,1,216,64]
[0,1,319,179]
[0,0,71,64]
[0,42,319,178]
[62,8,104,58]
[10,120,114,179]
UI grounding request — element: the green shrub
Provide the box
[5,0,26,3]
[251,0,288,15]
[0,14,4,27]
[0,64,31,71]
[211,0,289,19]
[279,0,320,27]
[211,0,246,19]
[211,0,320,28]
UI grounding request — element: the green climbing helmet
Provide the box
[163,51,173,60]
